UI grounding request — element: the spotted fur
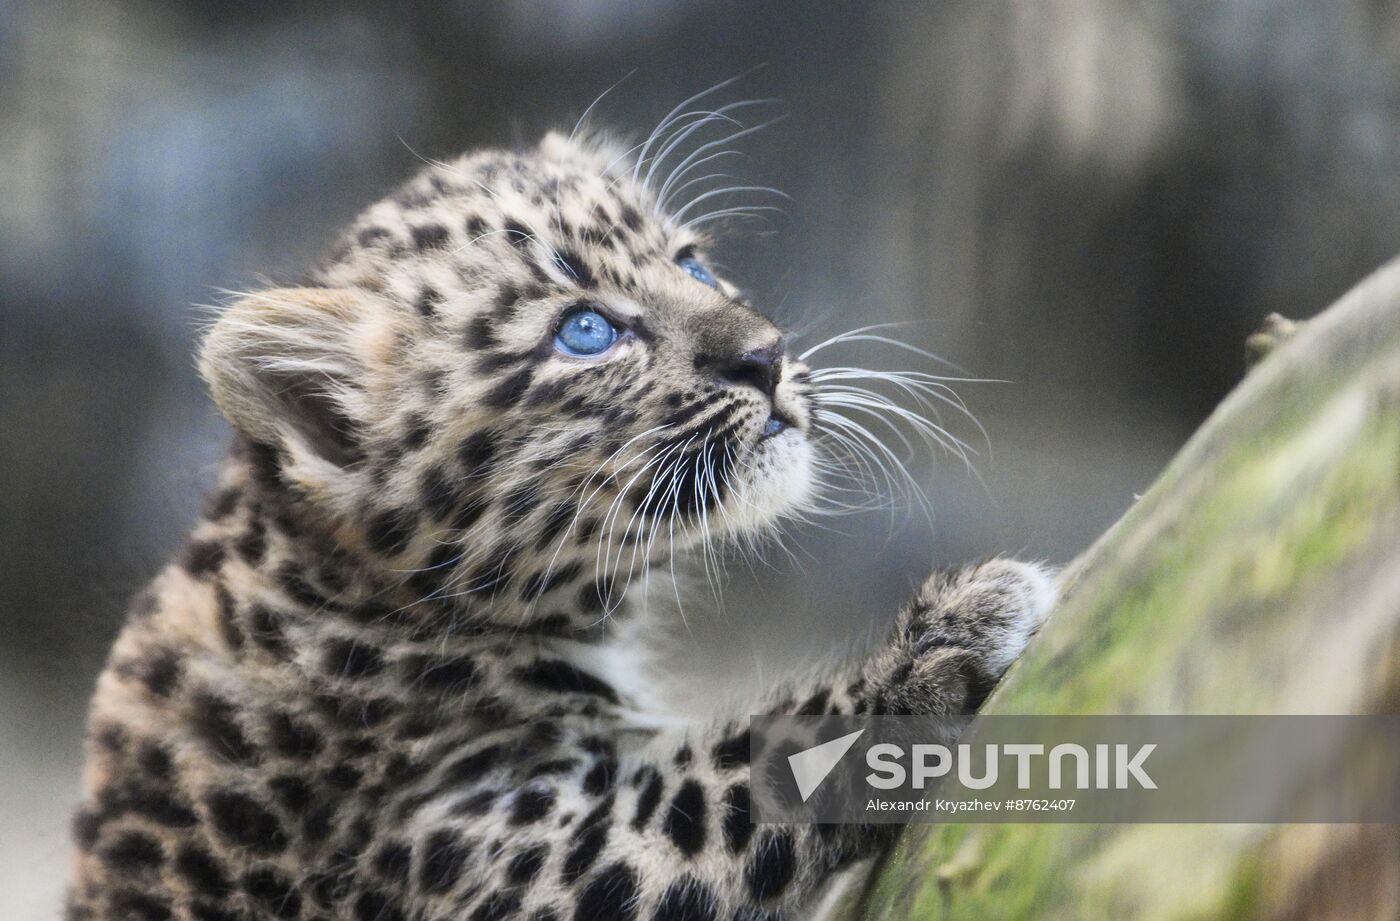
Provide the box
[66,129,1055,921]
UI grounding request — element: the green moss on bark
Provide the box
[842,258,1400,921]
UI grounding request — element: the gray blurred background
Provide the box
[6,1,1400,915]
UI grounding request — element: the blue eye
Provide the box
[677,256,719,289]
[555,308,618,357]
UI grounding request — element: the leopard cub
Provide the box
[67,125,1055,921]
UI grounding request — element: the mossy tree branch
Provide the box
[840,257,1400,920]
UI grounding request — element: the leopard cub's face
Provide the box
[202,132,815,615]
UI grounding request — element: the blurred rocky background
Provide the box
[6,1,1400,914]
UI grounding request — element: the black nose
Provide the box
[714,339,783,398]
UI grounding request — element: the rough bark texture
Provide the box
[839,258,1400,920]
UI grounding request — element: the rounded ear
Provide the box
[538,130,579,162]
[539,130,618,173]
[199,287,371,468]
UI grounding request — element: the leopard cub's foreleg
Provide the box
[398,560,1058,920]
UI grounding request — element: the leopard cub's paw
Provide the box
[907,558,1058,678]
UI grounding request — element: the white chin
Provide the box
[715,430,814,535]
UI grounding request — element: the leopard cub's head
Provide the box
[201,131,815,619]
